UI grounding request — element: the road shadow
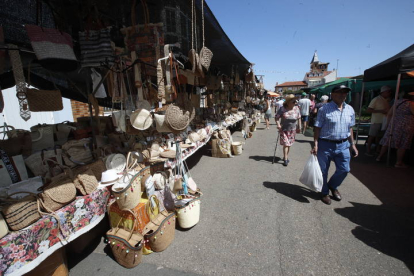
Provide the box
[263,181,320,203]
[335,202,414,273]
[250,155,282,164]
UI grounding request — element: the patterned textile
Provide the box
[279,130,297,147]
[314,101,355,140]
[0,188,110,276]
[380,99,414,149]
[275,106,301,131]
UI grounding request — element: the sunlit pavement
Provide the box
[69,122,414,276]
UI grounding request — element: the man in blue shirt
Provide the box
[311,85,359,205]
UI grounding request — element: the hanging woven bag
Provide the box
[72,166,99,195]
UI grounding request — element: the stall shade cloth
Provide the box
[364,43,414,82]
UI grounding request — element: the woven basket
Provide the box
[200,47,213,71]
[165,105,190,131]
[111,172,142,210]
[2,192,41,231]
[72,167,99,195]
[39,173,76,212]
[26,88,63,112]
[231,142,243,155]
[143,211,175,252]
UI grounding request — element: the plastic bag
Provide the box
[299,155,323,192]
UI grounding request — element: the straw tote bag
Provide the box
[106,210,144,269]
[143,210,176,252]
[0,213,8,239]
[176,196,201,229]
[1,192,42,231]
[111,171,142,210]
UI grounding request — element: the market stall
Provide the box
[0,0,260,275]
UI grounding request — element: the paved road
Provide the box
[69,122,414,276]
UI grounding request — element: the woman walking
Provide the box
[264,96,272,130]
[275,94,302,166]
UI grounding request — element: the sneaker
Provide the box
[283,160,288,166]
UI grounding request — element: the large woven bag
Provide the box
[106,210,144,269]
[79,28,114,68]
[143,210,175,252]
[88,159,106,181]
[26,89,63,112]
[1,192,41,231]
[165,105,190,132]
[39,173,76,212]
[25,25,78,72]
[176,196,201,229]
[111,172,141,210]
[72,166,99,195]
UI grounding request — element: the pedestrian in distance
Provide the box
[365,86,392,156]
[275,94,302,166]
[311,85,358,205]
[263,95,272,130]
[298,92,311,134]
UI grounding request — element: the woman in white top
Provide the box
[264,96,272,130]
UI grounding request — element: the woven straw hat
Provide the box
[130,109,153,130]
[165,105,190,131]
[284,94,298,103]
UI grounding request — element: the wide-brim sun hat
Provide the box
[284,94,298,103]
[130,109,153,130]
[100,169,120,186]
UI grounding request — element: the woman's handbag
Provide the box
[25,25,78,72]
[0,213,9,239]
[79,28,114,68]
[87,159,106,181]
[39,169,77,212]
[1,192,42,231]
[72,166,99,195]
[0,126,32,157]
[143,210,176,252]
[106,210,144,269]
[175,195,201,229]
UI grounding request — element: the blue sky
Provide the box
[207,0,414,90]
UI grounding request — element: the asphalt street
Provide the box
[68,121,414,276]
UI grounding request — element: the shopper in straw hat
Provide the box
[275,94,302,166]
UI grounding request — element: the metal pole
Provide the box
[355,82,365,144]
[386,73,401,167]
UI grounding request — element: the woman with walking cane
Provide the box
[275,94,302,166]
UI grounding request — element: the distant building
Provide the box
[274,81,307,93]
[304,51,337,87]
[275,51,338,92]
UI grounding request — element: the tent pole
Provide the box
[386,73,401,167]
[355,82,365,144]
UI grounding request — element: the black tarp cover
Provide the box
[364,44,414,82]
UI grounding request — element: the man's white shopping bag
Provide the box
[299,155,323,192]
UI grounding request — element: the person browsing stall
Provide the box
[311,85,358,205]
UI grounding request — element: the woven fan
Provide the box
[199,0,213,71]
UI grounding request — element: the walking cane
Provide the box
[272,132,280,164]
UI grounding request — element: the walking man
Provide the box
[298,92,311,133]
[311,85,359,205]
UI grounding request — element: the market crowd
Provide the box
[265,85,414,205]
